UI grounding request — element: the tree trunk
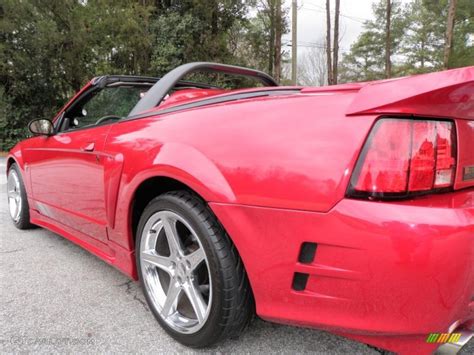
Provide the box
[326,0,333,85]
[332,0,340,84]
[421,41,425,69]
[268,1,275,76]
[443,0,457,69]
[291,0,297,84]
[274,0,282,82]
[385,0,392,78]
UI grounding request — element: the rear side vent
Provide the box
[298,242,318,264]
[292,272,309,291]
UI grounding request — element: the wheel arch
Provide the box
[6,146,25,173]
[123,142,237,246]
[127,172,237,254]
[6,156,16,172]
[129,175,195,245]
[128,173,256,302]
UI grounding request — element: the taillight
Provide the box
[347,118,456,199]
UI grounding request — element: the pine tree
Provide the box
[399,0,445,74]
[339,0,406,83]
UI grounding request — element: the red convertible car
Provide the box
[6,63,474,354]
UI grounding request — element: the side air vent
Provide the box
[292,272,309,291]
[298,242,318,264]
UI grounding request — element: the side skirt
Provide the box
[30,209,137,279]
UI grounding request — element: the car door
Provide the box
[25,84,144,242]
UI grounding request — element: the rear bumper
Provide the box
[210,188,474,353]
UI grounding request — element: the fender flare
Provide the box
[110,142,236,249]
[125,142,236,204]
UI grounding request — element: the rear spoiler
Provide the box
[346,66,474,120]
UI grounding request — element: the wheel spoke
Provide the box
[161,279,181,317]
[8,190,19,200]
[162,216,183,256]
[141,250,174,274]
[145,227,159,251]
[186,248,205,271]
[183,281,207,322]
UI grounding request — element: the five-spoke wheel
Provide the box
[7,168,22,223]
[139,210,211,333]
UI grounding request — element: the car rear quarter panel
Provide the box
[104,92,376,249]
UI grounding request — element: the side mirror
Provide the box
[28,119,55,136]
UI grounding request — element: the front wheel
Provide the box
[136,191,253,347]
[7,163,34,230]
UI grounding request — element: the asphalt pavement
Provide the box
[0,157,471,354]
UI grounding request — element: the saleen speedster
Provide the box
[6,63,474,354]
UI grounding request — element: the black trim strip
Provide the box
[124,89,300,122]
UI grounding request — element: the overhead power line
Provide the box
[301,3,370,24]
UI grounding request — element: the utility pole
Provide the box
[444,0,457,69]
[332,0,340,84]
[291,0,297,85]
[326,0,333,85]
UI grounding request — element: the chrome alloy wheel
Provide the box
[7,169,22,223]
[139,210,212,334]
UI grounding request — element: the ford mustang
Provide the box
[6,63,474,354]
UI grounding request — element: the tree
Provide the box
[399,0,445,73]
[250,1,287,80]
[0,0,157,150]
[150,0,250,75]
[0,0,262,151]
[424,0,474,69]
[443,0,458,68]
[385,0,392,78]
[449,0,474,68]
[339,0,406,83]
[274,0,282,82]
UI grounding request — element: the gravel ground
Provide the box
[0,157,472,354]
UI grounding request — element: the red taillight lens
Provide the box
[348,118,456,199]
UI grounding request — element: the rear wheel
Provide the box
[136,191,253,347]
[7,163,34,230]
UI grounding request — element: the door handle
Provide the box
[81,142,95,152]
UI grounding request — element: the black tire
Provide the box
[7,163,34,230]
[136,190,254,348]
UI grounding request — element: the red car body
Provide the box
[7,66,474,354]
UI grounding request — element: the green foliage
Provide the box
[1,0,472,150]
[399,0,445,73]
[339,0,407,82]
[339,0,473,83]
[0,0,156,150]
[0,0,262,151]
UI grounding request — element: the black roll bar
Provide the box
[128,62,278,117]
